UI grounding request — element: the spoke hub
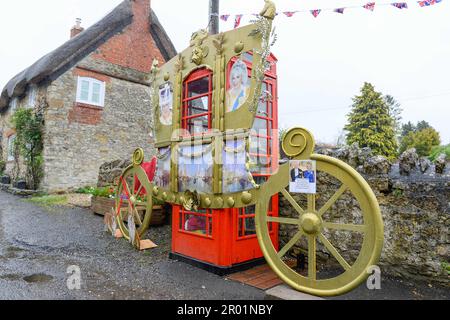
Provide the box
[129,196,137,205]
[300,213,322,235]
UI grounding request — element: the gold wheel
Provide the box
[255,154,384,297]
[115,165,153,241]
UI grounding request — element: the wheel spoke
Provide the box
[277,230,304,258]
[307,194,316,212]
[132,173,136,196]
[135,184,144,198]
[281,189,305,216]
[133,207,143,226]
[308,235,317,280]
[323,222,366,233]
[267,216,299,225]
[317,185,348,218]
[318,233,351,271]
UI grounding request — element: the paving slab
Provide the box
[265,285,324,300]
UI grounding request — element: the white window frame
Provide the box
[28,85,37,108]
[10,98,18,112]
[7,134,16,162]
[76,77,105,107]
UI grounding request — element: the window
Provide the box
[28,86,37,108]
[76,77,105,107]
[10,98,18,112]
[182,69,213,135]
[179,208,213,237]
[7,134,16,161]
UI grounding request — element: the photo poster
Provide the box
[159,82,173,126]
[289,160,317,194]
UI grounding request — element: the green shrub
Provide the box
[0,159,5,176]
[429,145,450,162]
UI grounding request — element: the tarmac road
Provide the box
[0,191,448,300]
[0,191,264,300]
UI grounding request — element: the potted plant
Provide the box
[81,186,167,226]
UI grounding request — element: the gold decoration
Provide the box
[226,197,235,207]
[151,58,159,74]
[190,29,210,65]
[152,186,160,196]
[203,197,212,208]
[234,41,244,54]
[260,0,277,20]
[164,72,170,81]
[132,148,145,166]
[174,54,184,73]
[213,33,226,55]
[241,192,253,204]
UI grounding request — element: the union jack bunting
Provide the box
[334,8,345,14]
[418,0,442,6]
[283,11,297,17]
[363,2,376,11]
[391,2,408,8]
[310,9,321,18]
[234,15,243,29]
[220,14,230,22]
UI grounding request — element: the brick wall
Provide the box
[91,0,166,72]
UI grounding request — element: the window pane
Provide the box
[92,82,101,104]
[187,97,209,116]
[188,77,209,97]
[252,118,268,137]
[187,115,209,135]
[80,80,90,101]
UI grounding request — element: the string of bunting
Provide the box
[217,0,444,28]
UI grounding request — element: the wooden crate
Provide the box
[91,196,166,226]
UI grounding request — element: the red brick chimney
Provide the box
[70,18,84,38]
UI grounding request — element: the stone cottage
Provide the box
[0,0,177,192]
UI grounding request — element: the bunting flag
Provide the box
[392,2,408,9]
[311,9,321,18]
[363,2,376,11]
[418,0,442,6]
[220,14,230,22]
[283,11,297,17]
[234,14,243,29]
[216,1,444,24]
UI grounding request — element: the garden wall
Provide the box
[280,145,449,283]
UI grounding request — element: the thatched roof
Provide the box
[0,0,177,111]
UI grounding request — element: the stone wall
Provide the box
[280,145,449,283]
[41,55,156,193]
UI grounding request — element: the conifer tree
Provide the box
[345,83,398,159]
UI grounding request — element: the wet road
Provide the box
[0,191,448,300]
[0,191,265,300]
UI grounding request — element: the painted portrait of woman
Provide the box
[226,59,249,113]
[159,82,173,126]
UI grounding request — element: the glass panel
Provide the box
[184,214,207,235]
[242,52,254,64]
[92,82,101,104]
[154,147,171,189]
[80,80,90,101]
[250,137,269,155]
[257,82,269,116]
[188,97,209,116]
[188,77,209,98]
[178,144,213,193]
[222,139,254,193]
[242,205,256,216]
[187,115,209,134]
[252,118,268,136]
[239,217,256,237]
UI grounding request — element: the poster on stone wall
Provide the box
[289,160,317,194]
[159,82,173,126]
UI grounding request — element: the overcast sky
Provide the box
[1,0,449,144]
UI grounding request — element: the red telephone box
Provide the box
[171,53,279,274]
